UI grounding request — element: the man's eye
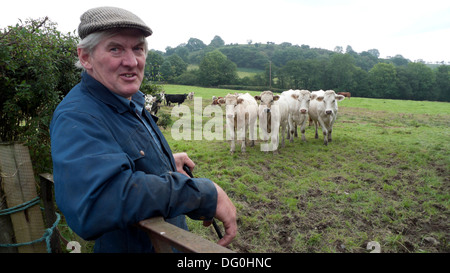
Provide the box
[134,47,145,54]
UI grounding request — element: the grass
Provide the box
[160,85,449,253]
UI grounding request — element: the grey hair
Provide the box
[75,28,149,69]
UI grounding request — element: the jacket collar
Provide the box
[81,72,138,114]
[81,72,159,122]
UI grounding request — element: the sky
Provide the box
[1,0,449,63]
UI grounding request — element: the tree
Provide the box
[326,53,357,91]
[186,38,206,52]
[209,35,225,48]
[159,60,174,81]
[346,45,356,55]
[367,49,380,58]
[174,46,189,63]
[434,65,450,101]
[368,63,398,98]
[404,62,436,100]
[145,50,164,81]
[279,60,304,89]
[159,54,188,82]
[167,54,188,77]
[199,50,237,86]
[390,54,409,66]
[334,46,343,54]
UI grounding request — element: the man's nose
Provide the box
[122,50,138,67]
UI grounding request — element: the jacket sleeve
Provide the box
[50,110,217,240]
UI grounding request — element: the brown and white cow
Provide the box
[281,89,311,143]
[255,91,289,152]
[309,90,345,145]
[211,96,224,105]
[219,93,258,153]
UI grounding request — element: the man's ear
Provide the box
[77,48,93,70]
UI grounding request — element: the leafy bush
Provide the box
[0,17,80,173]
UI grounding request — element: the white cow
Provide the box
[219,93,258,153]
[309,90,345,145]
[281,89,311,142]
[144,94,157,112]
[255,91,289,152]
[308,90,325,126]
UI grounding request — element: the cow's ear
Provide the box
[316,96,324,102]
[311,94,317,100]
[254,95,261,100]
[273,96,280,101]
[237,98,244,104]
[291,94,299,100]
[336,95,345,101]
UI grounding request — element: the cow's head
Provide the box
[295,90,311,115]
[255,91,279,113]
[223,94,243,119]
[316,90,345,115]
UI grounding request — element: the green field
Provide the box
[186,65,262,79]
[160,85,449,253]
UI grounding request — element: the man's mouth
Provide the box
[121,73,137,79]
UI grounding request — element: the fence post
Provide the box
[0,142,47,253]
[0,176,18,253]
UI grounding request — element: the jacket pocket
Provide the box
[120,126,170,174]
[121,127,148,164]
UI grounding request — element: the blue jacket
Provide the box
[50,72,217,253]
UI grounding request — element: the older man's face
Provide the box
[80,29,146,99]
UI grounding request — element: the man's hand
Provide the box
[173,152,195,177]
[204,183,237,247]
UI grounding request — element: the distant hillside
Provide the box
[147,36,449,102]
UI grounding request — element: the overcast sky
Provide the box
[1,0,449,63]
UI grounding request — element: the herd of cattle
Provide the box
[145,90,349,153]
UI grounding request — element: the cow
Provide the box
[150,98,162,115]
[309,90,325,126]
[145,94,161,115]
[165,93,188,106]
[281,89,311,143]
[337,92,351,99]
[188,92,195,100]
[211,96,224,105]
[308,90,345,145]
[219,93,258,153]
[255,91,289,152]
[145,94,156,109]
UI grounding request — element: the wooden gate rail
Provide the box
[139,217,234,253]
[39,173,234,253]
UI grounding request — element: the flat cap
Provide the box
[78,6,152,39]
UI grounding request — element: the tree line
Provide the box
[148,36,449,102]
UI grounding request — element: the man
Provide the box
[50,6,237,253]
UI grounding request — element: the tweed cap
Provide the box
[78,6,152,39]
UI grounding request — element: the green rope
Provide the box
[0,196,40,216]
[0,197,61,253]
